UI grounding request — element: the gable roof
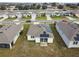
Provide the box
[0,24,23,44]
[56,20,79,41]
[27,24,53,38]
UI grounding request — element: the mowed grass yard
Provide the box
[36,16,47,20]
[0,24,79,56]
[51,16,66,20]
[22,15,31,20]
[5,17,16,21]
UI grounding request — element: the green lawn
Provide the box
[5,17,16,20]
[0,25,3,28]
[70,16,78,19]
[0,24,79,56]
[22,16,31,20]
[36,16,47,20]
[51,16,66,20]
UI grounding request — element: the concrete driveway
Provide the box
[46,14,52,20]
[31,13,36,21]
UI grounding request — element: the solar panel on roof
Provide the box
[40,31,49,37]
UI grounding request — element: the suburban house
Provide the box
[7,14,16,18]
[6,6,16,11]
[56,20,79,48]
[27,24,54,46]
[0,24,23,49]
[51,11,73,16]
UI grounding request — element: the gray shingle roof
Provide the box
[56,20,79,41]
[0,24,23,44]
[27,24,53,38]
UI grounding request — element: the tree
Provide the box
[51,3,56,6]
[33,3,36,6]
[42,5,47,9]
[23,5,30,10]
[36,4,41,9]
[0,5,6,10]
[69,4,77,9]
[30,4,36,9]
[66,3,71,6]
[57,5,63,9]
[66,3,77,9]
[15,5,23,10]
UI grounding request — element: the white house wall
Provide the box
[9,43,12,49]
[56,24,70,47]
[13,33,19,44]
[35,37,40,43]
[27,35,35,40]
[48,38,54,43]
[68,41,79,48]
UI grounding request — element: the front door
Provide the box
[40,38,48,46]
[40,38,48,42]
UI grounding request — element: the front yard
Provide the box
[36,13,47,20]
[36,16,47,20]
[5,17,17,20]
[51,16,66,20]
[22,15,31,20]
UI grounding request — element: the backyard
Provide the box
[0,24,79,56]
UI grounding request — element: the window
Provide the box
[0,44,10,48]
[73,41,78,45]
[40,38,43,42]
[44,38,48,42]
[31,36,34,38]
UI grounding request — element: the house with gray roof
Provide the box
[56,20,79,48]
[27,24,54,46]
[0,24,23,49]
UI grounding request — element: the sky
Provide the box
[0,0,79,3]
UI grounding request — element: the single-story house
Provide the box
[8,14,16,18]
[56,20,79,48]
[27,24,54,46]
[0,24,23,49]
[51,11,73,16]
[6,6,16,11]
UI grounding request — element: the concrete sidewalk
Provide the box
[46,14,52,20]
